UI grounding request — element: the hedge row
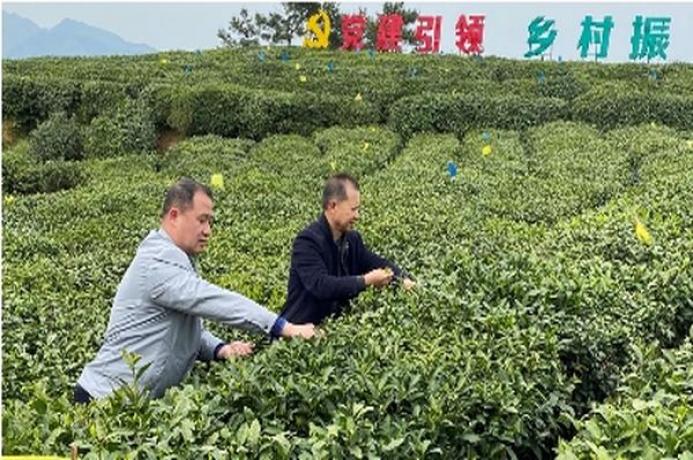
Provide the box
[4,48,691,97]
[388,94,568,138]
[143,83,380,140]
[388,88,693,137]
[1,76,134,131]
[3,126,691,456]
[1,133,573,458]
[573,84,693,130]
[557,331,693,459]
[3,100,157,195]
[4,72,693,145]
[3,142,84,194]
[360,123,693,414]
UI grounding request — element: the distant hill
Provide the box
[2,11,157,59]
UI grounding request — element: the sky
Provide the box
[3,1,693,62]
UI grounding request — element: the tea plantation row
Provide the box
[3,122,692,457]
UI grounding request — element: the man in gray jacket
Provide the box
[75,177,315,402]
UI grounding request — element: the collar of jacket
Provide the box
[157,227,198,272]
[318,213,353,263]
[318,213,345,247]
[318,213,337,240]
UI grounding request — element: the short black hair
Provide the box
[322,173,359,210]
[161,177,213,217]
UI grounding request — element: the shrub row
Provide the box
[3,142,84,194]
[4,99,156,195]
[5,69,692,150]
[1,76,130,130]
[388,93,569,138]
[557,331,693,459]
[4,48,691,98]
[388,89,693,138]
[143,83,380,140]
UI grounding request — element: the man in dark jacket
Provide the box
[280,173,415,325]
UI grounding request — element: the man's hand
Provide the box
[281,322,317,339]
[216,341,254,360]
[364,268,394,288]
[402,278,416,291]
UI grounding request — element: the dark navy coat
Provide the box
[280,214,405,325]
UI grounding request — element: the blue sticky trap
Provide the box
[327,61,335,73]
[280,50,289,62]
[557,55,563,63]
[368,49,376,59]
[447,161,458,179]
[649,68,658,81]
[258,51,265,62]
[482,131,491,141]
[537,71,546,84]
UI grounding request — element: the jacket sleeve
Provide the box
[198,325,225,362]
[355,233,407,278]
[146,256,279,336]
[293,234,366,301]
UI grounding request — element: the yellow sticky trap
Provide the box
[369,126,376,132]
[686,140,693,149]
[299,75,307,83]
[363,142,370,151]
[295,63,301,70]
[482,145,492,156]
[354,93,363,102]
[4,194,16,206]
[330,160,337,171]
[160,58,169,65]
[634,218,653,246]
[210,173,225,190]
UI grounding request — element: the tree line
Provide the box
[217,2,419,49]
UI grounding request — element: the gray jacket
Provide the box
[78,228,279,399]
